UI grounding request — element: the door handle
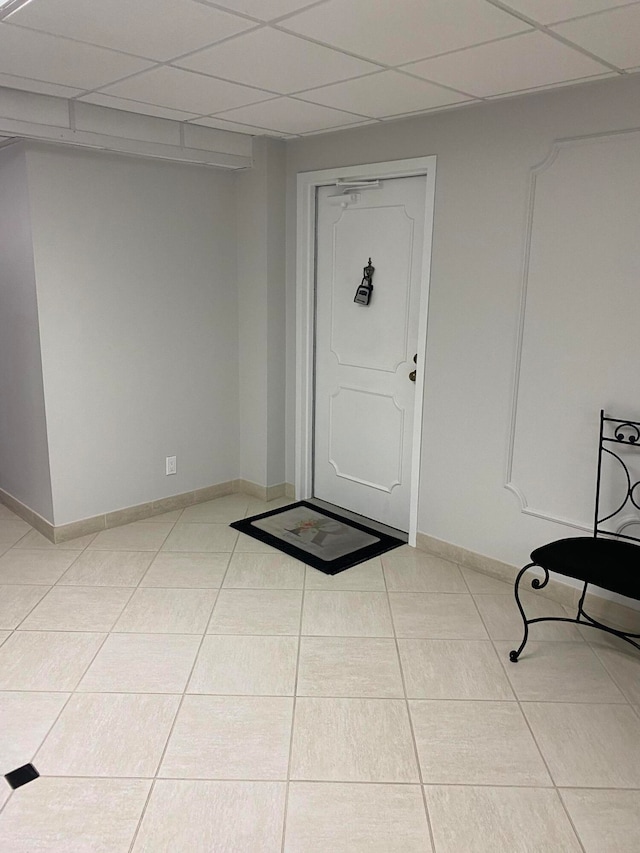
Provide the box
[409,353,417,382]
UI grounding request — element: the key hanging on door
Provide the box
[354,258,375,305]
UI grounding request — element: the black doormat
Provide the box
[230,501,404,575]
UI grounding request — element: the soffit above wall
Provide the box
[0,87,253,169]
[0,0,638,139]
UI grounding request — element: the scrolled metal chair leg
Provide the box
[509,562,548,662]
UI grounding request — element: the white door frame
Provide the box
[295,156,437,546]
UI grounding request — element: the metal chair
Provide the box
[510,410,640,662]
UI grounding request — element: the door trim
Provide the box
[295,156,437,546]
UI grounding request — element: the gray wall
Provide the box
[236,137,286,490]
[285,74,640,569]
[0,142,53,520]
[25,144,239,525]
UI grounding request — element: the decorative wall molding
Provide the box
[504,126,640,531]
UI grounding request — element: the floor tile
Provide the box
[0,585,49,629]
[139,509,182,522]
[0,630,9,646]
[305,558,385,590]
[13,530,96,550]
[58,551,153,586]
[140,552,229,587]
[410,700,551,786]
[0,505,21,520]
[179,495,250,523]
[290,697,418,782]
[284,782,432,853]
[88,522,173,551]
[132,780,285,852]
[495,640,627,702]
[474,591,581,642]
[460,566,514,593]
[113,587,217,633]
[159,695,293,779]
[161,523,238,552]
[523,702,640,787]
[78,633,201,693]
[223,552,305,589]
[35,693,180,777]
[560,788,640,853]
[591,641,640,704]
[234,532,280,553]
[188,634,298,695]
[0,692,69,774]
[398,639,513,699]
[389,593,488,639]
[208,589,302,635]
[0,550,81,584]
[382,550,466,592]
[0,778,151,853]
[19,586,133,631]
[297,637,403,697]
[245,497,295,516]
[425,786,582,853]
[302,591,393,637]
[0,520,31,549]
[0,631,105,690]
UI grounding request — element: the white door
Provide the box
[313,175,427,531]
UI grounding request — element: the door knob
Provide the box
[409,353,417,382]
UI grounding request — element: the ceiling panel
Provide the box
[101,66,273,115]
[299,70,471,118]
[404,31,611,98]
[176,27,381,93]
[78,93,200,122]
[0,25,152,89]
[553,5,640,68]
[214,96,368,133]
[190,115,291,136]
[0,73,83,99]
[281,0,530,65]
[9,0,257,62]
[495,1,639,25]
[200,0,320,20]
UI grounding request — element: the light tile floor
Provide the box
[0,495,640,851]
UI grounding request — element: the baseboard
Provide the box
[0,487,55,541]
[0,479,295,545]
[416,531,640,633]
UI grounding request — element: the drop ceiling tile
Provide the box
[496,1,638,25]
[0,74,83,98]
[298,71,470,118]
[101,66,272,115]
[0,25,153,89]
[176,27,381,93]
[404,31,611,98]
[202,1,320,20]
[190,116,289,136]
[78,93,200,121]
[553,5,640,68]
[9,0,257,62]
[281,0,530,65]
[213,97,368,134]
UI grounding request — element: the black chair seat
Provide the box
[531,537,640,601]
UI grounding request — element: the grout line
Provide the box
[280,547,306,853]
[382,561,437,852]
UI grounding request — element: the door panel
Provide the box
[314,176,426,531]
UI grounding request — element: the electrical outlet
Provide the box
[166,456,177,476]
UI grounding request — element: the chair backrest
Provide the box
[595,410,640,544]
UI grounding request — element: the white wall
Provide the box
[286,74,640,569]
[0,141,53,520]
[25,143,239,525]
